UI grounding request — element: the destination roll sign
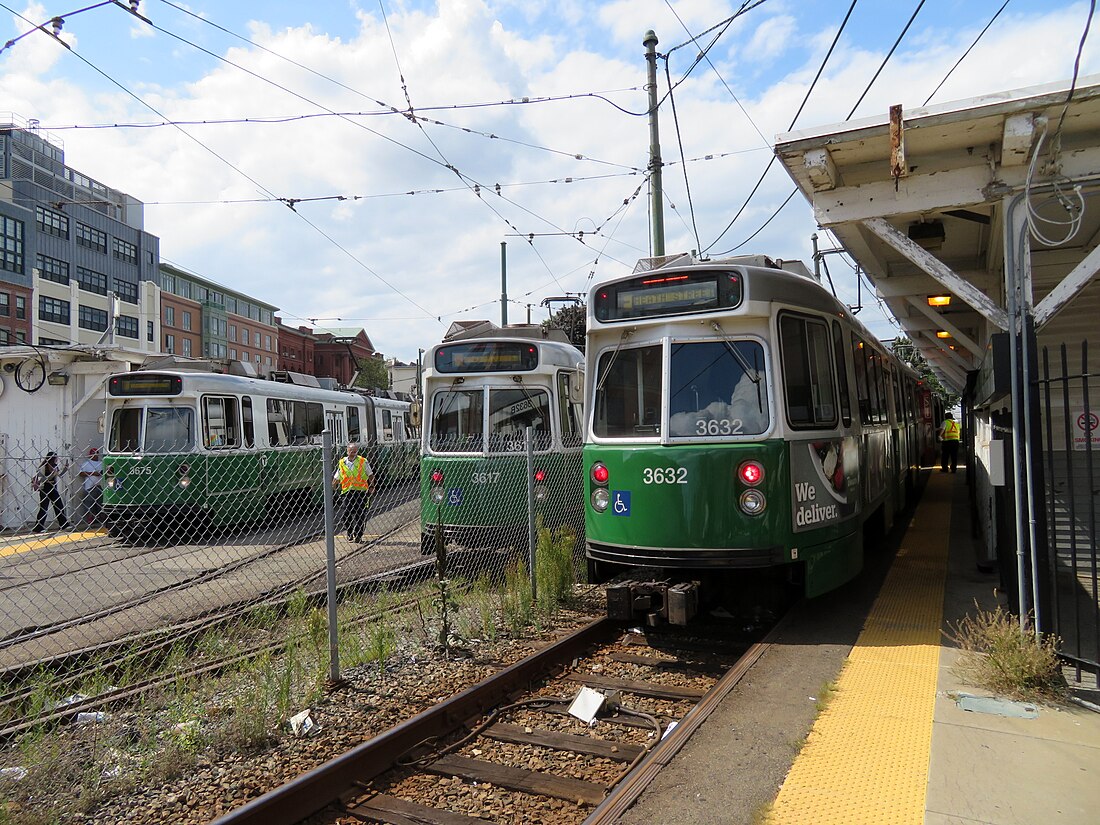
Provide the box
[435,342,539,373]
[594,269,744,321]
[108,374,183,396]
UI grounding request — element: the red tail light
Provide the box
[431,469,444,484]
[738,460,764,486]
[591,462,609,485]
[534,469,546,482]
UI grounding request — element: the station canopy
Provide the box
[775,75,1100,395]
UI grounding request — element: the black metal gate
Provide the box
[1038,341,1100,679]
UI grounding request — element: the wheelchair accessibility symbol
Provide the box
[612,490,631,516]
[448,488,463,506]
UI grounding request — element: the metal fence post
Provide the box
[526,425,537,603]
[322,429,340,683]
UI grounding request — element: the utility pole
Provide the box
[644,29,665,257]
[500,241,508,327]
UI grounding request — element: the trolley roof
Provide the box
[425,336,584,378]
[108,369,373,406]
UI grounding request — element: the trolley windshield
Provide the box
[430,387,553,452]
[109,406,195,453]
[593,340,769,439]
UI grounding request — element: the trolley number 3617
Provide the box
[642,467,687,484]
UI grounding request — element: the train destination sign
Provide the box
[435,342,539,373]
[595,270,743,321]
[108,374,183,396]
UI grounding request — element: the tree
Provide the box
[890,336,960,408]
[353,354,390,391]
[542,303,586,349]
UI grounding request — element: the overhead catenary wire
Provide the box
[703,0,860,254]
[923,0,1012,106]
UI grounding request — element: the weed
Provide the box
[751,800,775,825]
[947,604,1067,701]
[286,588,310,620]
[535,523,577,619]
[501,560,533,634]
[365,618,397,677]
[814,680,838,713]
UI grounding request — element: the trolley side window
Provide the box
[832,321,852,427]
[267,399,290,447]
[780,314,837,429]
[593,345,662,438]
[289,402,324,445]
[430,390,484,452]
[202,396,241,449]
[489,388,552,451]
[145,407,194,453]
[669,340,769,437]
[242,396,255,448]
[109,408,142,453]
[558,371,582,448]
[851,335,871,425]
[347,406,362,443]
[381,409,394,442]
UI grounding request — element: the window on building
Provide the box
[241,349,248,361]
[229,325,236,342]
[112,237,137,264]
[0,292,8,317]
[116,315,139,339]
[182,338,192,357]
[165,305,175,326]
[15,295,26,320]
[0,328,8,345]
[264,334,271,351]
[166,333,175,353]
[38,296,70,325]
[36,254,69,285]
[35,206,68,238]
[75,223,107,253]
[229,348,236,359]
[182,310,192,331]
[239,326,248,342]
[78,305,109,332]
[15,330,25,343]
[76,266,108,296]
[254,353,261,364]
[1,215,24,274]
[147,320,154,342]
[254,331,260,347]
[265,356,272,366]
[114,279,138,304]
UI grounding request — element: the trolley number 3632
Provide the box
[642,467,688,484]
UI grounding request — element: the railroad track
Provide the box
[212,612,786,825]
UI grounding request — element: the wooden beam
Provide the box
[563,673,707,701]
[804,147,840,191]
[425,755,606,805]
[863,217,1009,329]
[484,723,644,762]
[904,296,984,359]
[347,794,491,825]
[1001,113,1034,167]
[1033,243,1100,328]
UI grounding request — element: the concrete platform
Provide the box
[610,470,1100,825]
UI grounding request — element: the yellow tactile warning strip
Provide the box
[769,475,952,825]
[0,530,107,559]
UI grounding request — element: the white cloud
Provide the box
[1,0,1096,357]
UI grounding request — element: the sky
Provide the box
[1,0,1097,361]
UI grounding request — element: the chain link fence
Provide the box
[0,427,588,729]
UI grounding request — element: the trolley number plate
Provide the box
[471,472,501,484]
[696,418,743,435]
[642,467,688,484]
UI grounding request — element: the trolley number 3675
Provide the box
[642,467,687,484]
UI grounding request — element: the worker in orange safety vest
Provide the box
[332,441,375,543]
[938,412,961,474]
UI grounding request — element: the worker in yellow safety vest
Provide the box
[332,441,375,543]
[938,412,961,474]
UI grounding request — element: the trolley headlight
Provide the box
[739,489,766,515]
[591,487,610,512]
[430,485,446,504]
[178,463,191,488]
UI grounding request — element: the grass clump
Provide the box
[948,605,1067,701]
